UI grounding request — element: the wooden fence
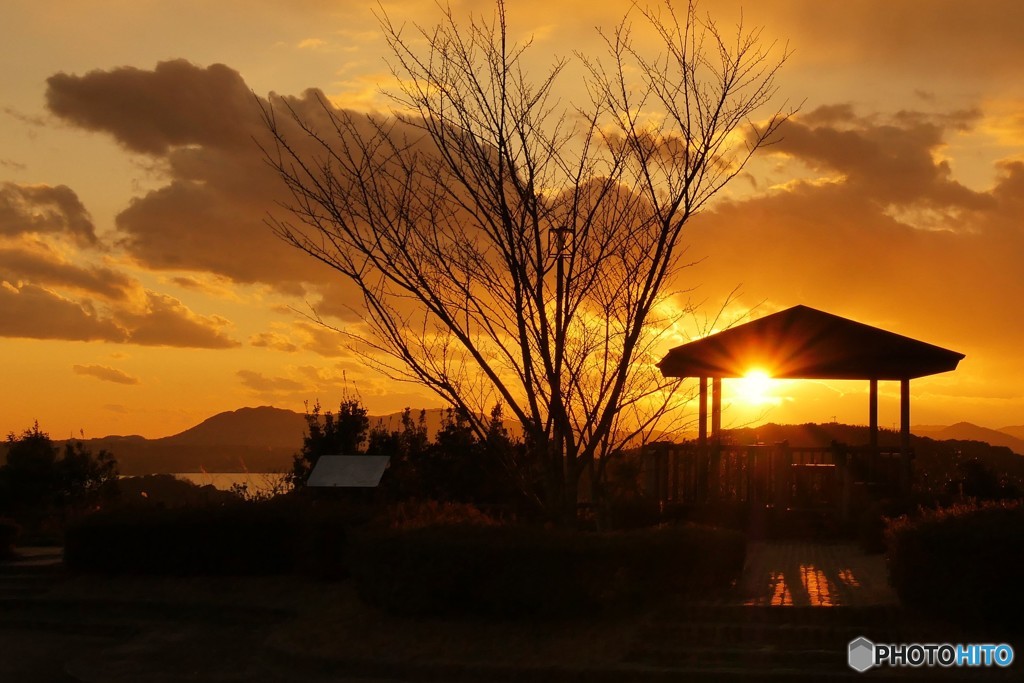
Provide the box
[642,441,912,520]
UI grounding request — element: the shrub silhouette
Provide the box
[1,422,118,531]
[887,501,1024,628]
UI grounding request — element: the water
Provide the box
[175,472,288,495]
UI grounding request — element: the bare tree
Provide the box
[260,0,790,523]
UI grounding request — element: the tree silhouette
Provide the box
[262,0,791,522]
[288,399,370,486]
[0,422,118,526]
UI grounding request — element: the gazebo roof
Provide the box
[658,305,965,380]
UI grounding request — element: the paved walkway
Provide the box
[736,542,898,607]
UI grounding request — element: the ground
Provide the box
[1,545,1019,681]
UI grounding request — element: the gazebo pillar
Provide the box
[711,378,722,440]
[900,377,912,496]
[869,379,879,448]
[709,377,722,502]
[900,378,911,454]
[698,377,708,446]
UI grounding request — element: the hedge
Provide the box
[348,523,745,618]
[886,500,1024,628]
[63,497,369,577]
[0,517,20,560]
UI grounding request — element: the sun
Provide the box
[735,369,774,406]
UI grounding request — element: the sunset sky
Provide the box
[3,0,1024,440]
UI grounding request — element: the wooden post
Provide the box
[698,377,708,445]
[900,378,911,454]
[711,378,722,439]
[900,378,911,495]
[869,379,879,449]
[775,441,792,509]
[710,378,722,500]
[671,447,680,502]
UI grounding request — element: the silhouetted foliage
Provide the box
[366,408,430,500]
[288,398,370,487]
[414,406,534,508]
[65,496,373,578]
[291,396,534,510]
[0,517,20,559]
[375,499,501,530]
[65,501,299,575]
[886,501,1024,629]
[0,422,118,529]
[117,474,238,507]
[944,457,1021,501]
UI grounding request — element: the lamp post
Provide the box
[548,224,575,519]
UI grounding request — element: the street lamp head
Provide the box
[548,224,575,259]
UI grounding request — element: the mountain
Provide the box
[911,422,1024,456]
[56,406,509,475]
[165,406,307,448]
[27,406,1023,476]
[998,425,1024,442]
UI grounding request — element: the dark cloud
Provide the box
[0,280,240,348]
[46,60,255,155]
[120,292,240,348]
[0,182,97,245]
[766,107,988,209]
[72,364,140,385]
[0,245,135,299]
[43,61,404,314]
[0,282,127,342]
[45,61,315,288]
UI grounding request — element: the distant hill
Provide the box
[999,425,1024,442]
[166,406,307,448]
[48,406,510,475]
[911,422,1024,456]
[10,407,1019,477]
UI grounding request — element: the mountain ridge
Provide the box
[910,421,1024,456]
[19,407,1021,474]
[55,406,492,475]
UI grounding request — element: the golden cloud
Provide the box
[72,364,140,385]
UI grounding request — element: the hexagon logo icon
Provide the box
[848,637,875,672]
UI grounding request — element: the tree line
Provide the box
[289,398,534,511]
[0,422,118,534]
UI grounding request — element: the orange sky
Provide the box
[2,0,1024,439]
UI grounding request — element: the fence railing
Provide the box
[642,441,912,518]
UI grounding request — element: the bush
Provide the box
[63,494,375,578]
[0,517,20,559]
[348,523,745,618]
[64,500,301,575]
[886,500,1024,628]
[857,498,919,554]
[377,499,500,530]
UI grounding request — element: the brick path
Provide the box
[735,542,898,607]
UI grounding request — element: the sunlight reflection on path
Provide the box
[740,543,897,607]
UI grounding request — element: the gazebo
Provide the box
[650,305,965,514]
